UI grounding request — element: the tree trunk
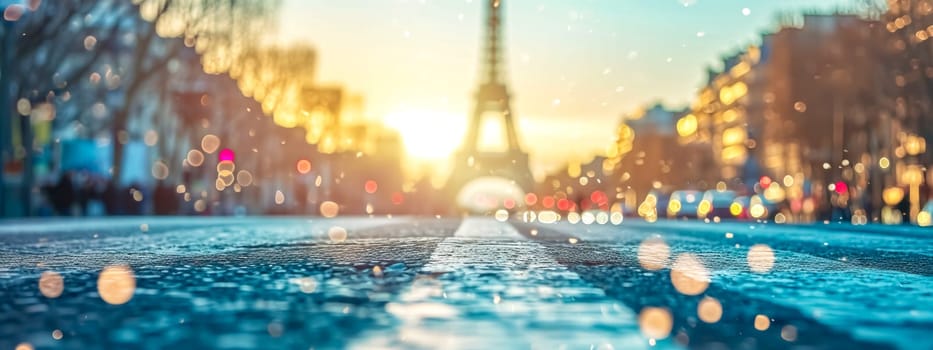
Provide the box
[18,114,34,216]
[110,108,130,187]
[110,75,145,186]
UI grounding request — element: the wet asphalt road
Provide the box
[0,217,931,350]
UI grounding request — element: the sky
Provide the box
[275,0,859,179]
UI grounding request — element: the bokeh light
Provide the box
[38,271,64,298]
[328,226,348,242]
[289,277,318,293]
[781,325,798,342]
[494,209,509,222]
[236,170,253,187]
[201,134,220,154]
[747,244,776,273]
[296,159,312,174]
[151,161,169,180]
[754,314,771,331]
[186,150,205,167]
[697,297,722,323]
[670,253,710,295]
[638,307,673,340]
[97,265,136,305]
[216,160,236,176]
[364,180,378,194]
[3,4,24,21]
[320,201,339,218]
[637,236,670,270]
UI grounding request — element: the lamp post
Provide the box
[902,134,926,224]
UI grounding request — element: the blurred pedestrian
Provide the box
[50,172,75,216]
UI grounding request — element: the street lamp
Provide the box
[904,135,926,156]
[883,186,905,206]
[882,186,905,225]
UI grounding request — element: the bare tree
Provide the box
[231,45,317,129]
[108,0,280,184]
[1,0,121,215]
[2,0,279,215]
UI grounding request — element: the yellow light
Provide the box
[918,211,932,227]
[567,162,582,178]
[749,204,766,219]
[721,145,747,164]
[645,194,658,205]
[732,82,748,98]
[901,166,924,185]
[763,185,785,202]
[719,89,733,105]
[638,203,655,217]
[668,200,682,215]
[383,109,464,160]
[730,202,743,216]
[618,124,635,140]
[628,106,647,120]
[698,200,712,217]
[904,135,926,156]
[722,127,746,146]
[782,175,794,187]
[879,157,891,169]
[730,62,750,78]
[677,114,698,137]
[722,109,739,123]
[720,82,748,105]
[883,187,905,206]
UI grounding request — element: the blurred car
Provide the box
[698,190,737,219]
[668,190,702,218]
[730,195,781,220]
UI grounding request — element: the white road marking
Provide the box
[351,218,664,350]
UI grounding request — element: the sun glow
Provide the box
[383,109,465,160]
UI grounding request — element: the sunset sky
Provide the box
[276,0,859,179]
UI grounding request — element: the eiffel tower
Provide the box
[445,0,535,205]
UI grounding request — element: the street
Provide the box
[0,217,931,350]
